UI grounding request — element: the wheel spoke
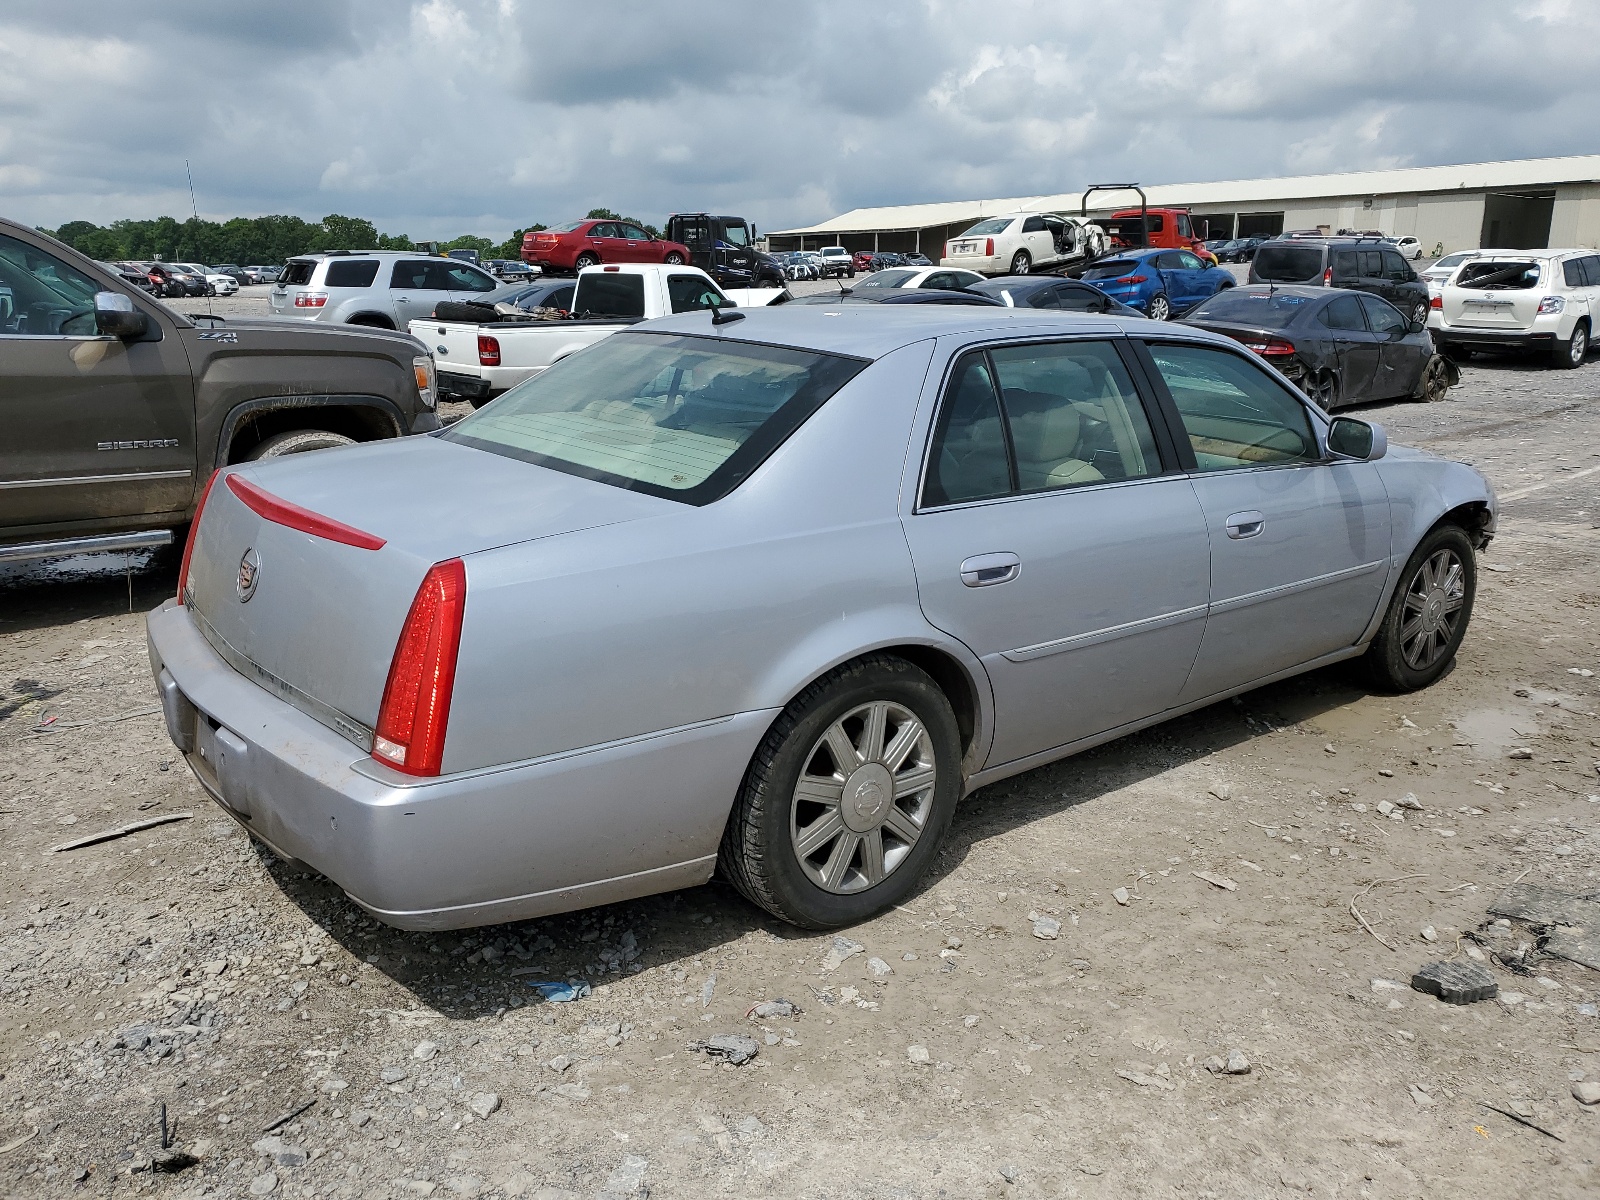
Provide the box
[794,775,845,806]
[861,702,889,763]
[1441,591,1465,616]
[893,764,936,799]
[858,829,886,886]
[1403,590,1428,614]
[820,831,860,889]
[881,718,925,771]
[883,802,924,843]
[794,807,846,858]
[823,722,861,772]
[1399,614,1427,645]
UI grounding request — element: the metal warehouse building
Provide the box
[768,153,1600,258]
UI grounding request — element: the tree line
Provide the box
[42,206,658,267]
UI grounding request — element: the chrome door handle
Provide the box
[1225,510,1265,539]
[959,552,1020,587]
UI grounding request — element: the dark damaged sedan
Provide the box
[1180,285,1456,410]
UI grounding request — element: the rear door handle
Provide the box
[1225,510,1265,539]
[959,552,1020,587]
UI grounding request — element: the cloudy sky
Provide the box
[1,0,1596,241]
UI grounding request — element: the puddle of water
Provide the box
[1451,706,1538,756]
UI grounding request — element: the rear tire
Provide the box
[1010,250,1032,275]
[1304,369,1339,411]
[1552,321,1588,370]
[244,430,357,460]
[1362,524,1476,692]
[719,656,962,929]
[574,252,600,271]
[1146,293,1171,321]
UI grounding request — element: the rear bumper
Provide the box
[437,370,493,401]
[146,599,763,930]
[1433,327,1555,351]
[941,254,1005,274]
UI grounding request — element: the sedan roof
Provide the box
[642,304,1215,361]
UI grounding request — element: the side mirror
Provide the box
[1327,416,1387,461]
[95,291,148,339]
[1408,316,1427,334]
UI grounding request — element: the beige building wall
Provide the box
[1411,194,1486,255]
[1550,183,1600,248]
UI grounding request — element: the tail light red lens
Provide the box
[985,239,994,257]
[1243,337,1297,358]
[1322,267,1332,285]
[1429,294,1443,309]
[294,292,328,308]
[478,334,501,366]
[177,468,221,602]
[373,559,467,777]
[1120,274,1149,285]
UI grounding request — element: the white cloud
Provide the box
[0,0,1596,241]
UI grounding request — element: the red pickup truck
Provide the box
[1101,208,1214,260]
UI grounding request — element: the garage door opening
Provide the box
[1480,191,1554,250]
[1236,212,1285,239]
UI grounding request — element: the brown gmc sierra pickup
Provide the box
[0,218,439,564]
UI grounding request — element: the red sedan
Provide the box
[521,219,691,274]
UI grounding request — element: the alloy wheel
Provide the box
[1571,324,1589,366]
[1147,294,1171,321]
[1305,371,1338,410]
[1423,356,1450,402]
[788,701,936,894]
[1399,548,1466,671]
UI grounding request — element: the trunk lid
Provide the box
[1441,258,1544,329]
[185,435,667,747]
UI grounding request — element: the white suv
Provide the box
[816,246,854,278]
[941,212,1107,276]
[269,250,500,328]
[1430,248,1599,369]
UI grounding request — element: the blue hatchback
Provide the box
[1079,247,1234,321]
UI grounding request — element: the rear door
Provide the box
[901,337,1210,767]
[1317,292,1379,401]
[388,259,455,325]
[1136,339,1390,701]
[0,232,196,534]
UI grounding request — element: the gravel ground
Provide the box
[1,303,1598,1198]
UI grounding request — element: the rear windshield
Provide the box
[1081,259,1138,281]
[1186,289,1312,329]
[548,220,586,233]
[572,272,646,317]
[441,332,868,504]
[1252,244,1325,282]
[324,259,381,288]
[279,260,316,286]
[960,218,1014,237]
[1456,261,1540,290]
[855,269,916,289]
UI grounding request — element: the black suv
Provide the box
[1248,238,1429,325]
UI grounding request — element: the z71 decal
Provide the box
[196,331,238,342]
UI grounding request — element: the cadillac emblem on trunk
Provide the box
[236,548,260,602]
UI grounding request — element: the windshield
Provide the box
[960,217,1014,237]
[1186,289,1313,329]
[719,223,749,247]
[441,332,867,505]
[1456,261,1540,290]
[1252,244,1325,282]
[855,269,916,290]
[1081,259,1139,281]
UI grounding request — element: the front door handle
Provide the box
[1225,510,1265,539]
[959,552,1020,587]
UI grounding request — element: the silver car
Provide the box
[147,307,1495,931]
[269,250,501,329]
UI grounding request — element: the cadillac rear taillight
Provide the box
[177,469,221,602]
[373,559,467,777]
[478,334,501,366]
[1243,337,1297,359]
[985,239,994,257]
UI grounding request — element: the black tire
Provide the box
[1417,354,1452,403]
[718,655,962,929]
[1362,524,1476,692]
[1409,301,1428,327]
[1304,369,1339,411]
[663,252,685,265]
[1146,293,1171,321]
[244,430,357,460]
[847,269,855,278]
[1552,320,1589,370]
[1010,250,1032,275]
[574,252,600,271]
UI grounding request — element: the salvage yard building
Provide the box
[768,153,1600,258]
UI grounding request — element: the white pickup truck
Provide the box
[413,263,787,406]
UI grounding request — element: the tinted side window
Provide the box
[1254,244,1324,282]
[1563,258,1586,287]
[390,260,455,290]
[1319,294,1367,331]
[1358,250,1386,278]
[990,342,1160,489]
[667,274,726,313]
[576,272,646,317]
[1358,293,1408,335]
[1021,216,1047,233]
[1027,287,1060,309]
[923,354,1011,506]
[1332,250,1358,278]
[1582,256,1600,287]
[445,265,496,292]
[1055,284,1104,312]
[324,259,380,288]
[1154,251,1186,269]
[1145,343,1318,472]
[1381,250,1410,280]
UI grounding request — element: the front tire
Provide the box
[1010,250,1032,275]
[1146,293,1171,321]
[1418,354,1452,403]
[1552,321,1588,370]
[244,430,357,460]
[663,252,685,265]
[719,656,962,929]
[1362,524,1476,692]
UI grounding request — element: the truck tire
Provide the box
[432,300,500,323]
[245,430,357,460]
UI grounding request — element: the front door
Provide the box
[1136,340,1391,703]
[1358,293,1421,400]
[901,338,1210,768]
[0,232,196,536]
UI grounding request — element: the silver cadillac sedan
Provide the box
[147,305,1495,931]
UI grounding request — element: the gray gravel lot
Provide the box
[2,293,1598,1198]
